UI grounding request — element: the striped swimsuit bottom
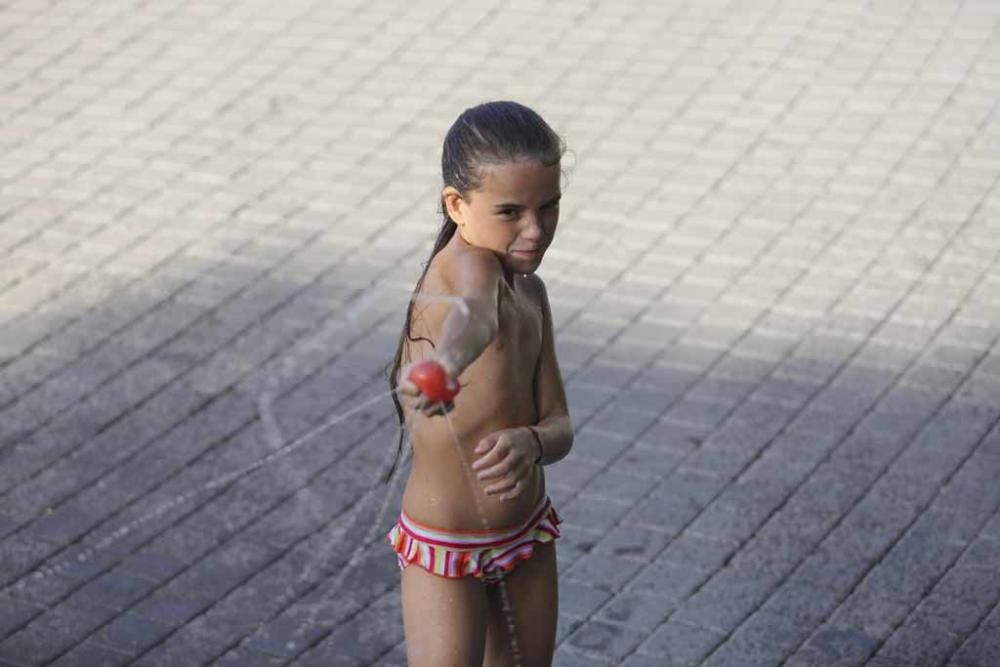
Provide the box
[386,494,562,583]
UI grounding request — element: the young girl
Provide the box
[385,101,574,666]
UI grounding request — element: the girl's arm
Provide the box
[472,275,571,501]
[402,247,503,414]
[433,247,503,376]
[528,275,573,466]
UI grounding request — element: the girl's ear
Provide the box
[442,186,466,226]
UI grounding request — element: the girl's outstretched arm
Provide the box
[432,247,504,377]
[401,247,503,415]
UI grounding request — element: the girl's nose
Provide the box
[522,214,544,241]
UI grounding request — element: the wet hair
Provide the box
[383,100,566,482]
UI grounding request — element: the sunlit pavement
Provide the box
[1,1,999,665]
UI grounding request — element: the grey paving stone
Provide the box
[572,363,636,392]
[605,385,683,420]
[681,444,755,480]
[621,652,678,667]
[70,570,159,613]
[950,620,1000,666]
[636,620,725,664]
[47,642,132,667]
[585,406,661,443]
[625,487,707,535]
[659,531,740,575]
[593,524,672,562]
[662,396,734,432]
[827,585,913,643]
[560,579,613,618]
[613,442,688,480]
[686,373,757,405]
[757,581,840,628]
[323,594,402,663]
[566,550,647,592]
[686,502,763,543]
[246,592,364,659]
[788,543,875,596]
[625,557,708,603]
[877,612,965,666]
[89,612,174,656]
[702,611,809,666]
[562,494,633,536]
[711,353,776,384]
[955,535,1000,571]
[752,374,820,409]
[545,457,604,491]
[130,592,207,627]
[118,548,189,582]
[637,418,709,453]
[215,647,288,667]
[936,454,1000,516]
[290,649,366,667]
[556,613,586,648]
[980,512,1000,541]
[566,619,648,663]
[794,624,880,666]
[935,567,999,618]
[594,590,675,632]
[583,470,659,506]
[552,645,616,667]
[670,566,778,634]
[0,602,110,665]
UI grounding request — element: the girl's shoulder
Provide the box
[431,241,505,294]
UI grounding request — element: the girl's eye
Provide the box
[498,209,518,218]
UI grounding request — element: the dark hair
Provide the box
[382,100,566,482]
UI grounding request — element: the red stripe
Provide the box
[486,543,535,573]
[400,499,551,549]
[483,539,537,572]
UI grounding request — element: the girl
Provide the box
[385,101,574,666]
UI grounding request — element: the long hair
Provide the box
[383,100,566,482]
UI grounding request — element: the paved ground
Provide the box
[1,0,999,665]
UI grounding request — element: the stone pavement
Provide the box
[1,0,999,664]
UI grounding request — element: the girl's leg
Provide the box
[483,540,559,667]
[400,562,489,666]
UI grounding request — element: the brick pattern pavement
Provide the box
[1,0,999,665]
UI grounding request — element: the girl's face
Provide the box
[444,160,561,279]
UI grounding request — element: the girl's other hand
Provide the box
[471,427,536,501]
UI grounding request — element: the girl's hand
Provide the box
[471,427,537,501]
[399,360,457,418]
